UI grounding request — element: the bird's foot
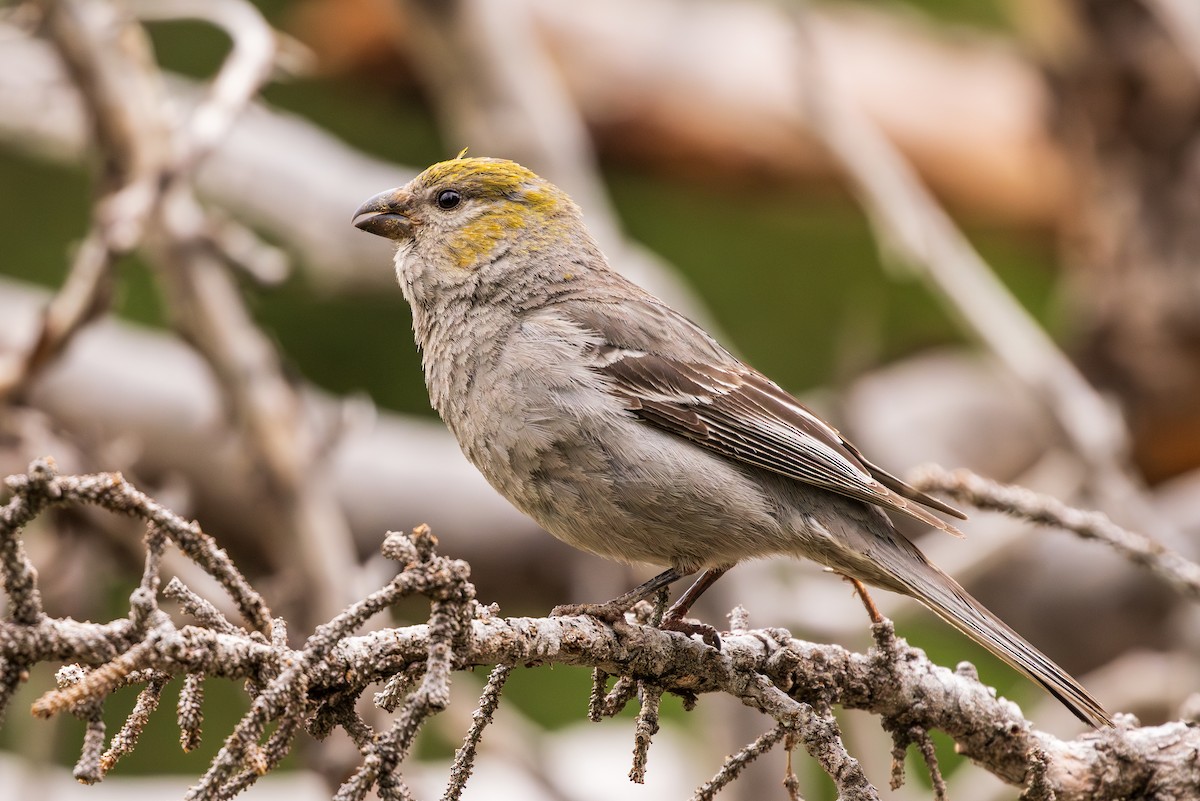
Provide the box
[660,614,722,649]
[551,601,628,624]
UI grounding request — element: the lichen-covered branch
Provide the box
[912,465,1200,600]
[3,462,1199,799]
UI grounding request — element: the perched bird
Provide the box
[353,155,1111,727]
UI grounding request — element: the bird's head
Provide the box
[353,156,580,273]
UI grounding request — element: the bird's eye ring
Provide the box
[436,189,462,210]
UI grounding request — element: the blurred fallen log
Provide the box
[291,0,1069,227]
[0,277,569,606]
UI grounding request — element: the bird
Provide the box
[352,154,1111,727]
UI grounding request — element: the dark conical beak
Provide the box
[353,189,414,240]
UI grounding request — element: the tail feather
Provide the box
[894,563,1113,728]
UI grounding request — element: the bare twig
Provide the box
[911,465,1200,600]
[913,727,948,801]
[690,724,788,801]
[99,671,169,775]
[629,682,663,783]
[442,663,512,801]
[178,672,205,752]
[1023,745,1058,801]
[4,463,1198,799]
[128,0,277,172]
[588,667,610,722]
[9,0,361,632]
[602,675,639,718]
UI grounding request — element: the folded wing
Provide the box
[593,346,966,537]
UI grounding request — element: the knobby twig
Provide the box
[4,462,1200,799]
[690,724,789,801]
[629,682,663,784]
[441,662,512,801]
[912,465,1200,600]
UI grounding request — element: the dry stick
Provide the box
[1023,745,1057,801]
[164,578,243,636]
[99,672,169,775]
[602,675,639,717]
[335,673,447,801]
[178,672,205,752]
[0,658,26,730]
[588,668,610,722]
[188,560,441,797]
[43,0,354,631]
[332,699,377,750]
[48,663,108,784]
[2,485,1192,801]
[629,682,663,784]
[888,731,908,791]
[789,7,1178,549]
[718,657,878,801]
[128,0,278,174]
[182,528,463,799]
[0,465,52,625]
[151,191,356,626]
[53,469,272,633]
[912,727,948,801]
[912,466,1200,601]
[377,610,472,795]
[357,596,468,797]
[782,734,803,801]
[74,698,107,785]
[216,715,304,799]
[129,524,168,634]
[0,0,166,401]
[183,653,305,799]
[19,466,1200,797]
[192,528,472,801]
[690,724,789,801]
[442,663,513,801]
[131,0,293,287]
[32,638,160,719]
[375,666,425,713]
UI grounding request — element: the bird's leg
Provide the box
[551,567,685,623]
[843,575,883,624]
[841,575,899,653]
[660,566,729,647]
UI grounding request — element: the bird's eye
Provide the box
[436,189,462,210]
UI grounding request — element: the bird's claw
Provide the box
[550,601,627,624]
[551,601,722,648]
[661,615,722,649]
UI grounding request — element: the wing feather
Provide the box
[598,350,965,537]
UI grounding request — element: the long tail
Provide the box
[889,560,1112,727]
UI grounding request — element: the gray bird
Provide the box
[353,155,1111,727]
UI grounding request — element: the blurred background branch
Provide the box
[1,0,1199,798]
